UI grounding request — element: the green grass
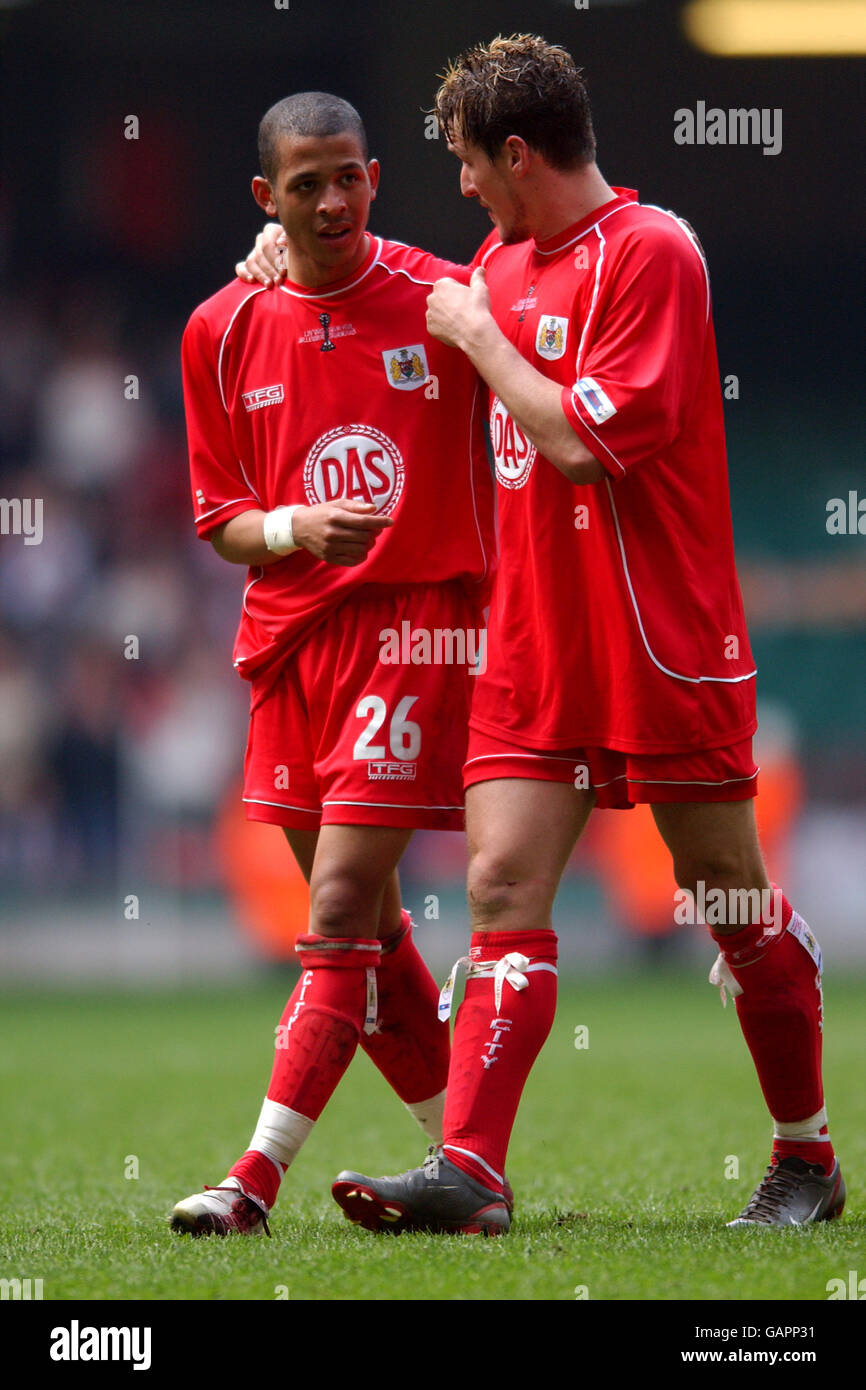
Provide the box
[0,974,862,1302]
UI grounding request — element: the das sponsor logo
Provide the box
[304,424,404,514]
[490,395,536,490]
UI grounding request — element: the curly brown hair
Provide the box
[433,34,596,170]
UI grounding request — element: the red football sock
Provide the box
[359,910,450,1138]
[228,934,381,1207]
[710,887,834,1174]
[442,930,558,1194]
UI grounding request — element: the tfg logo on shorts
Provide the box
[367,761,417,781]
[49,1321,152,1370]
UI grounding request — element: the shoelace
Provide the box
[422,1146,441,1181]
[741,1162,813,1220]
[203,1184,271,1236]
[438,951,530,1020]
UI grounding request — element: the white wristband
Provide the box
[263,505,303,555]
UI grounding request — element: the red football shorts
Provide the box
[244,583,483,830]
[463,728,758,808]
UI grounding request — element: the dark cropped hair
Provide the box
[434,34,596,170]
[258,92,368,183]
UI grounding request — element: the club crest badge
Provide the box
[536,316,568,361]
[382,344,429,390]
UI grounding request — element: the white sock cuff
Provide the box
[250,1098,314,1168]
[773,1106,828,1140]
[404,1089,446,1145]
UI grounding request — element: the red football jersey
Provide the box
[470,189,756,754]
[182,235,495,684]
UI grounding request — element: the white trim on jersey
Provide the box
[242,796,319,814]
[533,197,634,256]
[604,477,757,687]
[627,769,759,787]
[642,203,711,321]
[568,224,630,476]
[195,495,259,525]
[466,380,491,583]
[217,287,269,410]
[464,751,586,766]
[479,240,503,269]
[242,567,265,618]
[278,236,383,299]
[322,799,464,811]
[376,258,440,290]
[574,223,607,391]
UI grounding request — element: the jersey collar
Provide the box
[279,234,382,300]
[532,188,638,256]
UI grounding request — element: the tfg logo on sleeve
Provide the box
[575,377,617,425]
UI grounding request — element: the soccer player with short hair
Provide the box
[171,92,495,1236]
[325,35,843,1234]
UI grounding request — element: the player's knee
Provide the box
[309,874,378,937]
[467,851,534,925]
[671,846,763,899]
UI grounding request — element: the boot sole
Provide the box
[331,1180,510,1236]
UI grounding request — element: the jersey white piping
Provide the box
[277,236,383,300]
[242,567,265,618]
[323,799,464,811]
[375,259,440,290]
[628,770,758,786]
[643,203,711,321]
[534,198,635,256]
[243,796,319,813]
[574,223,607,389]
[217,287,269,411]
[465,751,588,766]
[604,476,757,686]
[467,380,491,581]
[196,495,258,524]
[567,224,628,476]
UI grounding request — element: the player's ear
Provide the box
[502,135,530,178]
[251,176,278,217]
[367,158,380,201]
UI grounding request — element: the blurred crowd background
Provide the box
[1,0,863,978]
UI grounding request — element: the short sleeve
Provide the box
[560,219,710,478]
[181,310,260,538]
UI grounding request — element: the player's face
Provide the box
[447,131,530,245]
[254,132,379,286]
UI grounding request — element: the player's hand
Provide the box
[235,223,287,288]
[426,266,492,349]
[291,500,393,566]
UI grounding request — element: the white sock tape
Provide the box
[263,505,303,555]
[250,1097,314,1168]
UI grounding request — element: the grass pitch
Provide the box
[1,973,862,1302]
